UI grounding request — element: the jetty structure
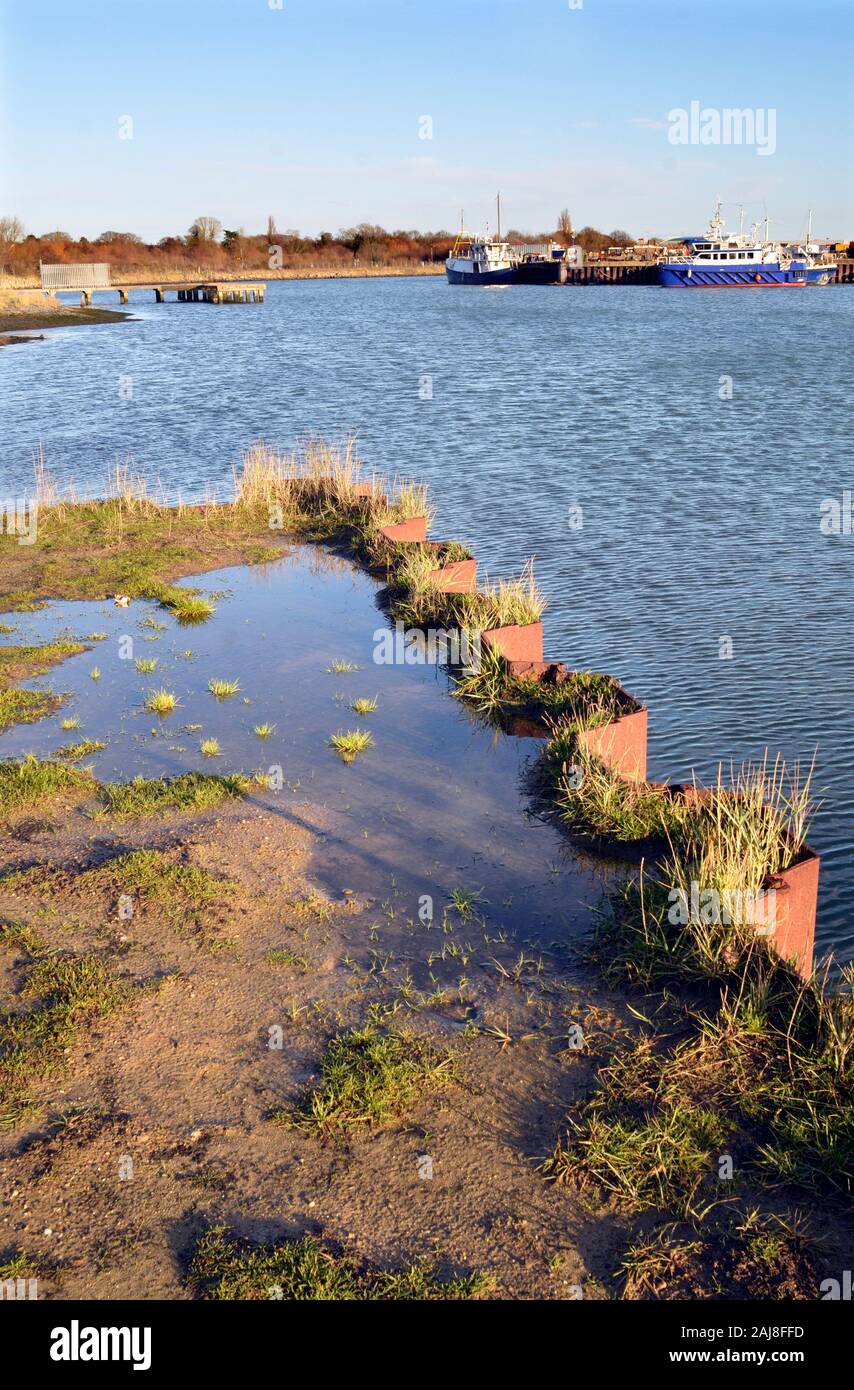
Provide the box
[38,262,265,306]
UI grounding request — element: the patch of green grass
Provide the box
[95,770,250,820]
[274,1025,452,1137]
[454,644,632,728]
[253,723,276,739]
[208,678,240,699]
[134,657,158,674]
[0,1251,40,1281]
[60,716,81,731]
[0,688,62,732]
[144,688,178,716]
[548,960,854,1219]
[0,926,130,1108]
[187,1226,489,1301]
[84,632,107,641]
[0,640,87,731]
[0,755,94,818]
[54,739,106,761]
[0,622,16,634]
[619,1212,818,1301]
[329,729,374,764]
[0,640,86,684]
[326,660,359,674]
[90,849,234,932]
[552,748,685,843]
[350,696,378,716]
[267,948,309,972]
[200,738,221,758]
[545,1035,732,1219]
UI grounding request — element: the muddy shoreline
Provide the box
[1,455,852,1302]
[0,303,131,343]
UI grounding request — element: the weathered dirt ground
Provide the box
[0,788,633,1300]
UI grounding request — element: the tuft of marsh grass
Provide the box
[387,542,474,625]
[208,678,240,699]
[329,729,374,764]
[167,593,215,625]
[550,746,683,843]
[453,558,546,633]
[326,660,359,675]
[350,696,378,716]
[187,1225,489,1301]
[144,687,179,716]
[95,770,249,820]
[200,738,221,758]
[448,886,485,921]
[253,722,275,739]
[60,716,81,731]
[134,657,158,674]
[273,1026,453,1138]
[54,739,106,761]
[90,667,101,681]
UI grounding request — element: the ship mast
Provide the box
[496,192,501,242]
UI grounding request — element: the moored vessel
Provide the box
[658,203,837,288]
[445,197,565,286]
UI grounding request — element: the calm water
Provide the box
[0,549,611,949]
[1,278,852,957]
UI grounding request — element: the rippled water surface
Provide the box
[1,278,852,956]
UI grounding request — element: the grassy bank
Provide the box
[1,437,850,1298]
[0,290,129,336]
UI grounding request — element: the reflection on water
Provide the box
[0,545,615,949]
[1,277,851,954]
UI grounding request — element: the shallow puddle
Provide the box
[0,542,613,946]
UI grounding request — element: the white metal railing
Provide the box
[40,262,112,290]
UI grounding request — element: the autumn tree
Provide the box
[188,216,222,243]
[556,208,574,247]
[0,215,24,248]
[223,227,247,264]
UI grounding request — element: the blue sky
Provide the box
[1,0,851,242]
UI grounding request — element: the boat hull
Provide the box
[658,262,835,288]
[445,265,518,285]
[445,260,564,286]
